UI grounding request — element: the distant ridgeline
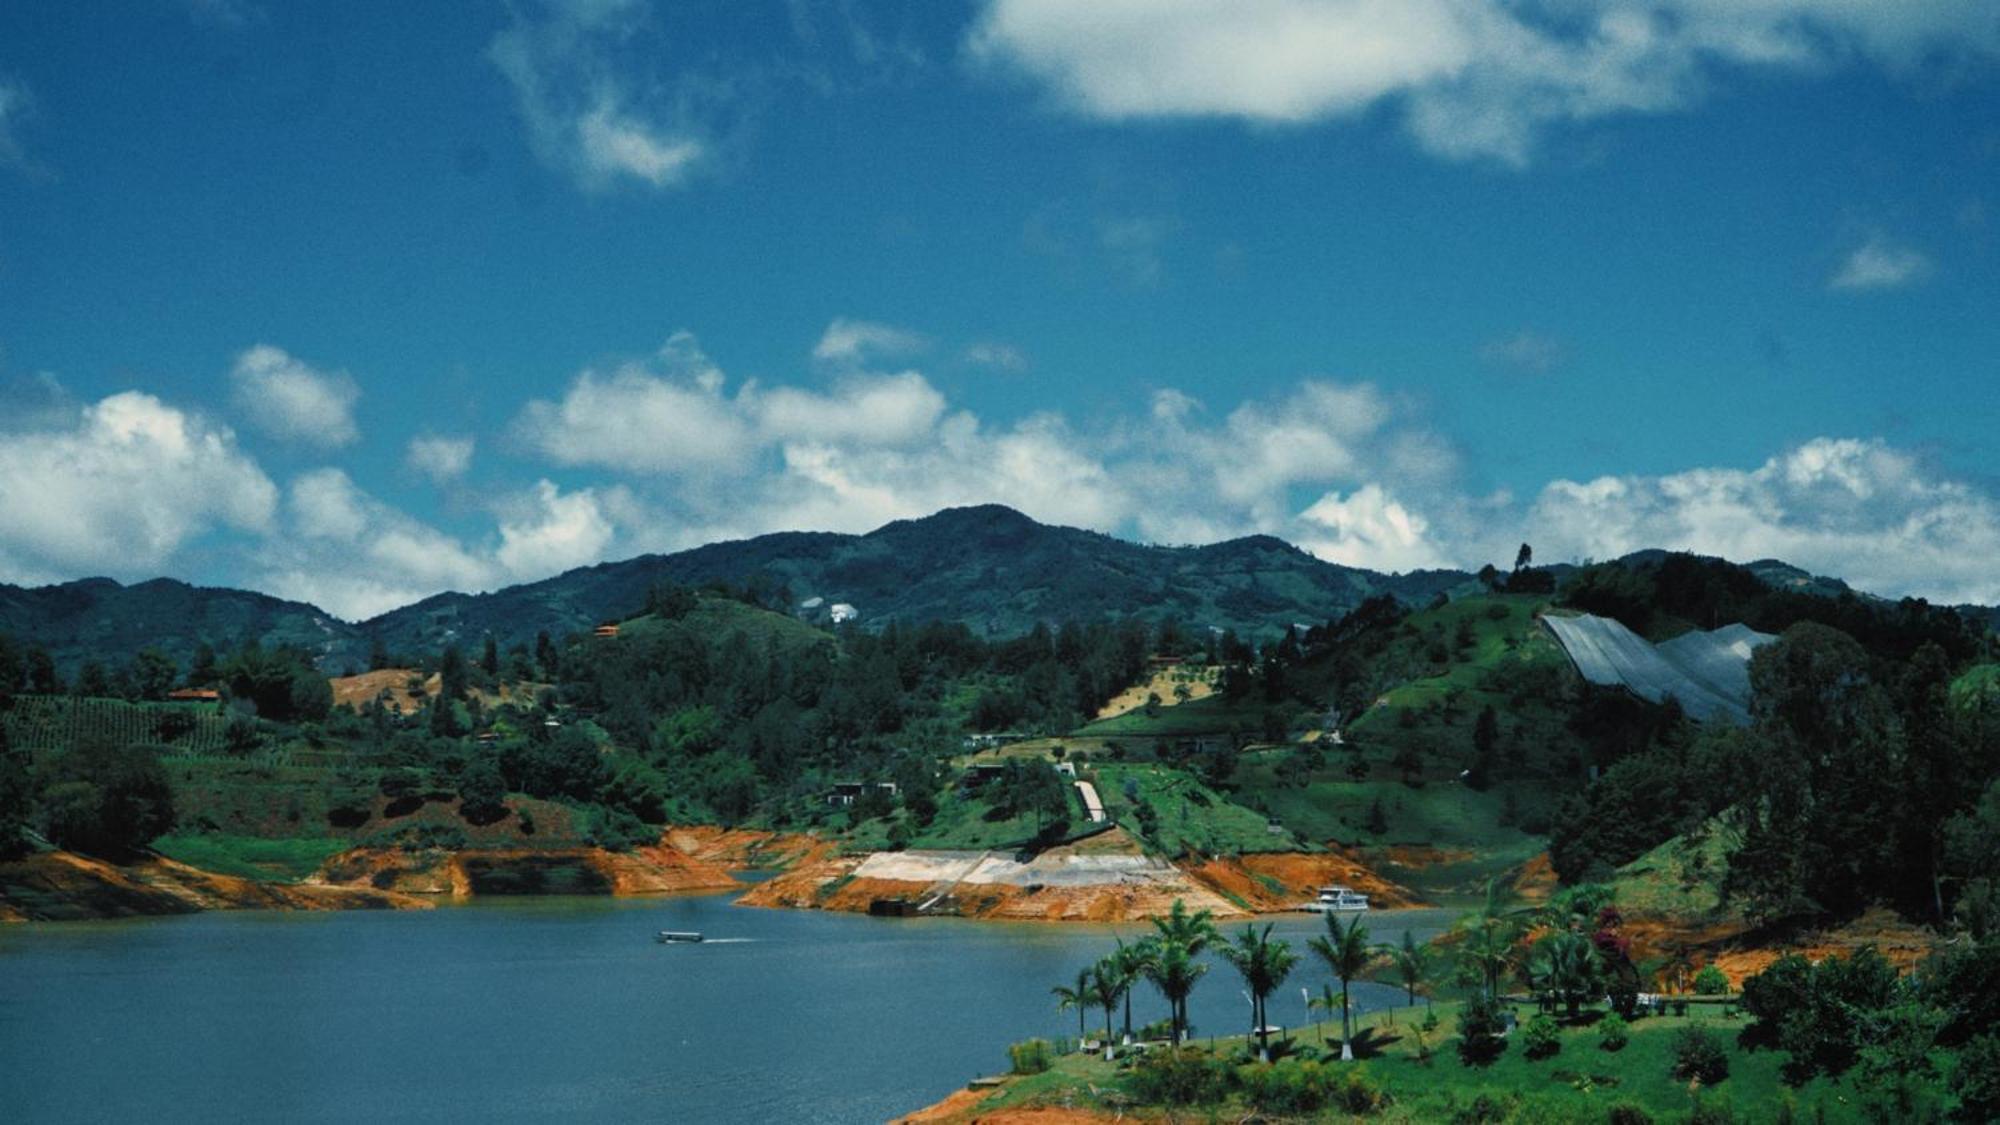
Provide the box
[0,506,1992,676]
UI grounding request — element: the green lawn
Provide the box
[152,833,351,882]
[1093,763,1303,855]
[1075,693,1290,738]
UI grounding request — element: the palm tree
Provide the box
[1220,923,1299,1062]
[1052,967,1091,1045]
[1526,930,1601,1019]
[1150,897,1220,955]
[1107,938,1149,1044]
[1453,876,1526,1000]
[1087,964,1123,1059]
[1382,929,1431,1009]
[1309,912,1374,1060]
[1143,937,1208,1045]
[1306,981,1340,1043]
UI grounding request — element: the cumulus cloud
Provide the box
[260,470,626,621]
[813,318,929,367]
[969,0,2000,165]
[1526,438,2000,604]
[406,434,475,483]
[229,344,361,448]
[0,391,276,584]
[1829,233,1933,291]
[488,0,707,191]
[515,331,752,472]
[1296,484,1450,571]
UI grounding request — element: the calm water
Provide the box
[0,893,1451,1123]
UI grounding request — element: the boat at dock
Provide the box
[655,931,704,943]
[1299,885,1370,913]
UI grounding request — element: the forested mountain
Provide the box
[0,506,1472,672]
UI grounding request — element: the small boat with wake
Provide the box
[655,931,704,944]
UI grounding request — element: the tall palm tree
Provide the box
[1150,897,1220,955]
[1143,938,1208,1045]
[1220,923,1298,1062]
[1453,877,1526,1000]
[1309,912,1375,1061]
[1382,929,1431,1009]
[1051,967,1091,1045]
[1087,964,1123,1059]
[1306,981,1341,1044]
[1107,938,1150,1044]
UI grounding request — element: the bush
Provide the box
[1007,1038,1053,1075]
[37,740,175,857]
[1522,1013,1562,1060]
[1605,1104,1653,1125]
[1598,1012,1630,1052]
[1239,1060,1381,1115]
[1693,965,1730,995]
[1683,1096,1735,1124]
[1671,1025,1729,1086]
[1456,992,1508,1066]
[1123,1047,1234,1107]
[1952,1033,2000,1124]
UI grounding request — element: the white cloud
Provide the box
[488,0,708,191]
[406,434,475,483]
[963,341,1030,372]
[229,344,361,448]
[0,391,276,584]
[0,76,35,171]
[515,332,753,472]
[262,470,627,620]
[970,0,2000,165]
[813,318,929,366]
[1829,233,1932,291]
[1480,328,1567,374]
[1526,437,2000,604]
[1297,484,1450,571]
[496,480,617,578]
[757,372,947,446]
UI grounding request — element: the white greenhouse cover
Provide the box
[1542,613,1775,724]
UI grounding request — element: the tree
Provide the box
[38,738,174,857]
[438,645,467,702]
[1514,543,1533,572]
[1107,938,1147,1044]
[1455,878,1525,999]
[534,631,560,679]
[1142,938,1208,1047]
[1527,930,1602,1019]
[1384,929,1431,1008]
[188,642,219,687]
[480,635,500,677]
[130,648,178,701]
[1052,967,1092,1044]
[74,660,110,698]
[26,647,59,694]
[0,722,32,859]
[457,758,508,825]
[1310,912,1374,1060]
[1087,965,1123,1059]
[1221,923,1298,1062]
[366,633,390,673]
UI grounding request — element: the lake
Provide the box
[0,893,1452,1123]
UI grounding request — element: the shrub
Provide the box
[1683,1096,1735,1124]
[1240,1060,1380,1115]
[1671,1025,1729,1086]
[1006,1038,1052,1075]
[1597,1012,1630,1052]
[1124,1047,1234,1107]
[1693,965,1730,995]
[1449,1092,1511,1124]
[1605,1104,1653,1125]
[1952,1033,2000,1124]
[1456,992,1507,1066]
[1522,1013,1562,1060]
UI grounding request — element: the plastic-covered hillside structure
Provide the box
[1542,614,1775,724]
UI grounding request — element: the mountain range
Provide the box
[0,504,1986,674]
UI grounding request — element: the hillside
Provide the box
[364,505,1471,654]
[0,577,358,677]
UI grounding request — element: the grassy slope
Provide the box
[975,1002,1877,1123]
[151,834,350,882]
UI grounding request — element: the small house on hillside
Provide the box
[826,781,898,807]
[592,623,621,639]
[167,688,221,702]
[959,761,1012,792]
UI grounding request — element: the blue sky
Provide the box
[0,0,1996,619]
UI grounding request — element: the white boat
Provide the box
[1300,885,1370,913]
[655,931,704,944]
